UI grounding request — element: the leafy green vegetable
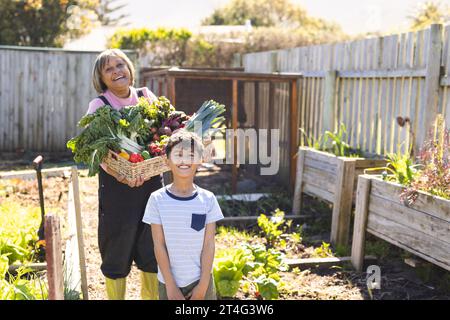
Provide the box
[67,106,121,176]
[185,100,226,137]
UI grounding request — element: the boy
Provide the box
[142,130,224,300]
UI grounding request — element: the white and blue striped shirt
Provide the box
[142,185,224,287]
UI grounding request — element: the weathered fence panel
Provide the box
[0,46,137,152]
[243,24,450,163]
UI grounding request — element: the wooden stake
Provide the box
[71,166,89,300]
[45,213,64,300]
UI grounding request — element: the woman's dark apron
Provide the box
[97,90,163,279]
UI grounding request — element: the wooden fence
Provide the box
[243,24,450,161]
[0,46,137,152]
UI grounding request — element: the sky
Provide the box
[114,0,450,35]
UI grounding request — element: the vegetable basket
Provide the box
[105,138,215,181]
[105,150,170,180]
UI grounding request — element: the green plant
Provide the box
[324,123,361,157]
[214,242,288,299]
[213,247,255,298]
[299,128,325,150]
[300,123,362,157]
[0,203,42,265]
[402,114,450,202]
[384,149,419,186]
[0,262,47,300]
[312,242,334,258]
[257,209,286,248]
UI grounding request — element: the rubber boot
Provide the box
[141,272,159,300]
[105,277,126,300]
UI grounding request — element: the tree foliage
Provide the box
[201,0,341,33]
[95,0,129,27]
[408,1,450,31]
[108,0,347,68]
[0,0,101,47]
[108,28,193,66]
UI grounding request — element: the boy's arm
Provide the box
[188,222,216,300]
[151,224,185,300]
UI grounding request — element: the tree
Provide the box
[0,0,101,47]
[95,0,129,27]
[201,0,341,33]
[408,1,450,31]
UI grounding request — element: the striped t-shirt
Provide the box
[142,185,224,287]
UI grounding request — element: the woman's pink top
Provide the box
[86,87,158,114]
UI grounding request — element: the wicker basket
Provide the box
[104,150,170,180]
[104,140,215,180]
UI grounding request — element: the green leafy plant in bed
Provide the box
[401,115,449,202]
[366,115,449,202]
[0,202,44,265]
[300,123,362,157]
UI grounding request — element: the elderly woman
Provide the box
[87,49,160,300]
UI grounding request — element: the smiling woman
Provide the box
[86,48,162,300]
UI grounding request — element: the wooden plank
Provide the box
[8,262,47,273]
[367,213,450,271]
[70,167,89,300]
[303,183,334,203]
[292,148,306,215]
[331,159,356,246]
[338,68,426,78]
[302,147,339,165]
[370,178,450,222]
[369,194,450,243]
[0,167,72,180]
[285,255,377,269]
[302,167,336,195]
[303,154,337,175]
[219,214,310,223]
[351,175,372,271]
[354,159,386,169]
[322,71,337,133]
[45,213,64,300]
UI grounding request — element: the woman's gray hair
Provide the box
[92,49,135,93]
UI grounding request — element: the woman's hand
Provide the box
[100,163,145,187]
[166,283,186,300]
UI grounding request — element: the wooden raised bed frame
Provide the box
[351,175,450,272]
[292,147,386,246]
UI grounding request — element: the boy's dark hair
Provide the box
[165,129,204,159]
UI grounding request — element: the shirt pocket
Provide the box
[191,213,206,232]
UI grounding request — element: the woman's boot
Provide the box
[105,277,126,300]
[141,272,158,300]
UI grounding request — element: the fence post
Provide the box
[45,213,64,300]
[322,70,337,133]
[351,175,372,272]
[331,158,356,247]
[292,147,306,215]
[417,24,443,151]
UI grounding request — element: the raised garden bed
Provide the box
[292,147,386,246]
[351,175,450,272]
